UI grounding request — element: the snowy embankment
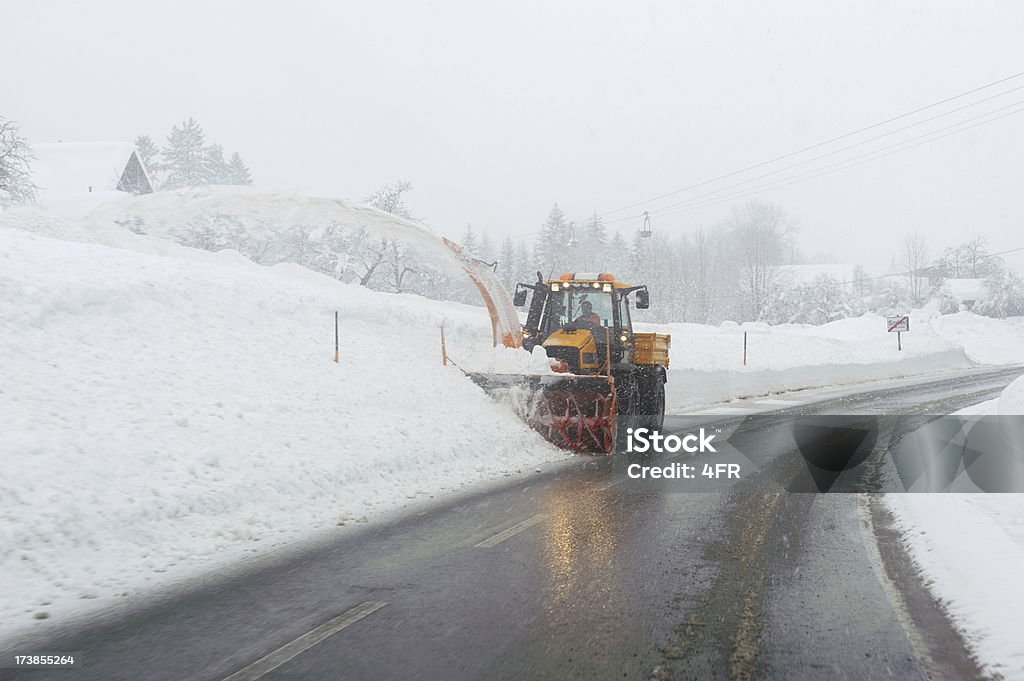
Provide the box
[885,378,1024,681]
[640,313,1024,412]
[0,222,564,643]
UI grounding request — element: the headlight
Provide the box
[592,282,600,288]
[551,283,560,291]
[603,283,612,292]
[619,334,628,342]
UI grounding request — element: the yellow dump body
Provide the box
[633,332,671,368]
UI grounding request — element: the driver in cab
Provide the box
[574,300,601,328]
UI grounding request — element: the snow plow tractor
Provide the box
[469,273,670,454]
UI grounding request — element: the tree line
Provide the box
[135,117,252,189]
[0,113,253,205]
[333,188,1023,323]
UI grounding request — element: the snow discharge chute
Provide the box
[441,237,521,348]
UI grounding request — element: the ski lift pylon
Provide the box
[640,211,652,238]
[567,221,579,248]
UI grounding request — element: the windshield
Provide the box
[544,289,614,333]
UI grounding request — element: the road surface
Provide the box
[3,366,1021,681]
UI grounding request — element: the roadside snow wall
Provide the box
[0,223,562,644]
[638,315,1018,412]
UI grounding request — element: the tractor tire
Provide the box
[638,369,666,432]
[614,373,640,452]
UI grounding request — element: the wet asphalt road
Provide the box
[3,366,1022,681]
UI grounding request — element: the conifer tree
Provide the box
[161,118,215,189]
[226,152,252,185]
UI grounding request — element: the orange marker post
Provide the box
[441,322,448,366]
[334,311,339,364]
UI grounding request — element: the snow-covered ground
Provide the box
[641,312,1024,412]
[0,222,566,643]
[885,377,1024,681]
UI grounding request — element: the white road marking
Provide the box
[857,496,937,677]
[475,514,547,548]
[220,601,387,681]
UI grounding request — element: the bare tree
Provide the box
[356,181,417,288]
[900,231,929,305]
[728,199,796,321]
[0,116,36,206]
[364,180,413,218]
[384,240,418,293]
[688,227,716,324]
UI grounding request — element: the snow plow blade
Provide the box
[468,373,617,454]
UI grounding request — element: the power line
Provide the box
[588,69,1024,222]
[511,71,1024,246]
[605,100,1024,224]
[602,93,1024,224]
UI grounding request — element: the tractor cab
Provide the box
[514,273,650,374]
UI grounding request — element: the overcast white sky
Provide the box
[4,0,1024,270]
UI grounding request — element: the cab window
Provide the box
[618,291,632,332]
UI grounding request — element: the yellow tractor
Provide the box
[470,272,670,453]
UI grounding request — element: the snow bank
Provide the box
[0,225,564,642]
[639,315,983,411]
[887,376,1024,680]
[885,495,1024,680]
[931,312,1024,365]
[999,376,1024,414]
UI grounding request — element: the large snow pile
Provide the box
[641,311,1023,411]
[0,224,564,643]
[998,375,1024,414]
[931,311,1024,365]
[886,375,1024,680]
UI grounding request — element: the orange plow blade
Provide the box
[468,373,618,454]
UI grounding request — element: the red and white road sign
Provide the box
[886,315,910,333]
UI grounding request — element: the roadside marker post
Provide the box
[743,331,748,366]
[334,311,339,363]
[441,322,448,366]
[886,315,910,351]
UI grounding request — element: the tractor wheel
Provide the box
[638,370,666,432]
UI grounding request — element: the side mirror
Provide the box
[513,288,529,306]
[636,289,650,309]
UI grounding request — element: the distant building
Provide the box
[945,278,986,309]
[31,142,153,220]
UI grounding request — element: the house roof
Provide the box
[31,142,152,219]
[946,278,986,302]
[33,142,150,195]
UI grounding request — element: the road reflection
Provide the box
[529,475,665,674]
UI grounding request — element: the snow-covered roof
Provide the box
[946,278,986,302]
[33,142,146,196]
[31,142,152,220]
